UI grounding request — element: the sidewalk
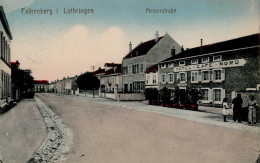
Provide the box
[0,99,47,163]
[74,94,260,135]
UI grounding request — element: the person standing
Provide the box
[222,98,229,122]
[247,95,258,124]
[232,94,243,123]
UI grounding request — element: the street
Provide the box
[36,93,260,163]
[0,99,46,163]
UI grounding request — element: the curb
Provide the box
[28,96,72,163]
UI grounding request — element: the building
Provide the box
[64,76,78,95]
[34,80,48,93]
[158,33,260,107]
[145,64,159,89]
[98,63,122,93]
[10,61,22,101]
[0,6,12,108]
[122,31,182,92]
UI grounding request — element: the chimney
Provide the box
[129,42,132,52]
[181,45,184,52]
[200,39,203,51]
[171,46,175,56]
[155,31,159,42]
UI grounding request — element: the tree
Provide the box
[76,72,100,90]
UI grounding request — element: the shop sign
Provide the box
[173,59,246,72]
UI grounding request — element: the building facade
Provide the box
[0,6,12,108]
[34,80,48,93]
[145,64,159,89]
[122,31,181,92]
[158,33,260,107]
[98,63,122,93]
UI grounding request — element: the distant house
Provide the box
[98,63,122,93]
[34,80,48,93]
[145,64,158,89]
[0,6,13,108]
[48,75,78,95]
[122,31,182,92]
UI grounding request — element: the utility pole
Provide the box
[91,66,95,98]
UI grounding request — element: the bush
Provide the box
[144,88,159,104]
[159,87,171,106]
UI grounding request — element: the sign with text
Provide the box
[173,59,246,72]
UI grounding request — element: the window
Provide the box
[213,70,221,81]
[152,75,156,84]
[213,55,222,62]
[202,57,209,63]
[161,74,166,83]
[136,64,139,73]
[191,59,198,64]
[132,64,139,74]
[213,89,221,102]
[128,65,132,74]
[161,64,166,68]
[180,73,186,82]
[141,81,145,90]
[191,71,198,83]
[202,71,209,81]
[168,63,174,68]
[202,89,209,101]
[146,76,150,84]
[179,61,185,66]
[140,63,144,72]
[123,67,128,74]
[169,73,174,83]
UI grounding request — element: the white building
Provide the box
[0,6,12,108]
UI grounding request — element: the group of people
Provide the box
[222,94,258,124]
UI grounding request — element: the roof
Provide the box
[93,68,105,75]
[34,80,48,84]
[104,66,121,76]
[10,61,20,67]
[123,36,163,59]
[161,33,260,63]
[104,63,121,67]
[0,6,12,40]
[145,64,158,73]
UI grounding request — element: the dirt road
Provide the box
[37,93,260,163]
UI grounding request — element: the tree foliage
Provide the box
[76,72,100,90]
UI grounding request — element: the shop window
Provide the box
[202,57,209,63]
[202,89,209,101]
[213,89,221,102]
[191,59,198,64]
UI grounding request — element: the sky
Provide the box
[0,0,259,81]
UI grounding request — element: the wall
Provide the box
[100,92,145,101]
